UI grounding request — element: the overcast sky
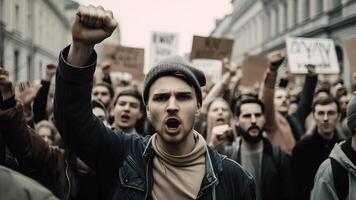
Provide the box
[77,0,232,55]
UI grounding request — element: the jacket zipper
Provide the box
[144,158,151,200]
[65,160,71,200]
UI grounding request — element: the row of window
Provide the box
[11,49,43,81]
[232,0,344,59]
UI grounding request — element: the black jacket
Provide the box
[33,80,51,123]
[54,46,256,200]
[0,101,101,200]
[292,128,342,200]
[220,138,294,200]
[287,74,317,141]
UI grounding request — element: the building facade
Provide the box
[0,0,70,82]
[211,0,356,86]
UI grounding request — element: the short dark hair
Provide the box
[92,99,108,118]
[312,95,341,113]
[234,94,264,117]
[113,88,144,111]
[314,87,331,98]
[94,82,114,98]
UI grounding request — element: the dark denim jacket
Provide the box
[54,46,256,200]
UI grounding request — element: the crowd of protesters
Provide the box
[0,5,355,200]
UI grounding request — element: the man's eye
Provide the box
[154,95,168,101]
[177,94,191,101]
[317,112,325,116]
[118,101,126,106]
[242,114,251,118]
[255,113,262,117]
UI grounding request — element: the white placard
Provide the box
[147,32,179,73]
[191,59,222,84]
[286,37,340,74]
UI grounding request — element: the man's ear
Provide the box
[146,106,151,121]
[234,115,239,127]
[195,103,201,117]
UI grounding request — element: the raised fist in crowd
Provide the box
[267,51,285,71]
[72,5,118,46]
[209,124,234,149]
[0,68,13,101]
[18,81,41,107]
[68,5,118,66]
[44,64,57,81]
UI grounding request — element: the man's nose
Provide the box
[323,114,329,122]
[167,97,179,113]
[123,103,130,111]
[251,115,256,123]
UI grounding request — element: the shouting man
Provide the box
[54,5,255,200]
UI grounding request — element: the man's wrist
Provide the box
[67,42,94,67]
[44,74,52,81]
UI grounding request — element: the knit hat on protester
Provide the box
[347,92,356,133]
[143,56,206,106]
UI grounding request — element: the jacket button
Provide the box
[124,178,129,183]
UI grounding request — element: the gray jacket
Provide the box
[0,165,58,200]
[310,141,356,200]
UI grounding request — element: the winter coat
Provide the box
[310,140,356,200]
[0,101,101,200]
[0,165,58,200]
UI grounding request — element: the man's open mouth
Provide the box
[120,114,130,121]
[166,118,180,129]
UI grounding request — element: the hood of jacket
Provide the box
[329,142,356,176]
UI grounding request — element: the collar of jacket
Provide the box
[142,135,223,197]
[309,126,341,144]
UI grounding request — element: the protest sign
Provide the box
[148,32,179,72]
[286,37,340,74]
[343,37,356,73]
[240,54,269,87]
[191,59,223,83]
[102,44,145,80]
[190,36,233,60]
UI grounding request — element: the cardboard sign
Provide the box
[343,37,356,74]
[148,32,179,72]
[102,44,145,80]
[286,37,340,74]
[191,59,223,84]
[190,36,233,60]
[240,54,269,87]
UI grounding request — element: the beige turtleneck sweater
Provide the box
[151,131,206,200]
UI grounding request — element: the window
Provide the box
[316,0,324,13]
[333,0,342,7]
[14,50,19,81]
[304,0,310,20]
[39,60,43,79]
[15,4,19,31]
[283,2,287,31]
[293,0,298,25]
[27,55,32,81]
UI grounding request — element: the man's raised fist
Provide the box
[72,5,118,46]
[267,52,285,71]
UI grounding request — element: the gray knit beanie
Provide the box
[347,92,356,134]
[143,56,206,106]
